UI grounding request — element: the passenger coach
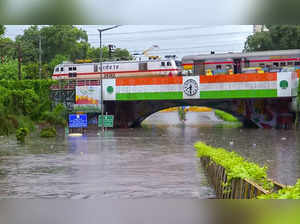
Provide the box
[182,49,300,76]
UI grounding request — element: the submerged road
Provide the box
[0,111,299,199]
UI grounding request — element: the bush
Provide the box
[258,179,300,199]
[40,127,56,138]
[41,103,67,126]
[16,127,29,143]
[195,141,273,190]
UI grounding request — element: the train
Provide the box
[181,49,300,76]
[52,58,179,80]
[52,49,300,80]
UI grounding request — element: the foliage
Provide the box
[244,25,300,52]
[0,80,56,135]
[16,127,29,143]
[48,54,68,74]
[41,103,67,126]
[214,109,239,122]
[0,37,16,60]
[0,25,5,36]
[258,179,300,199]
[195,142,273,190]
[40,126,56,138]
[0,59,23,80]
[16,25,88,64]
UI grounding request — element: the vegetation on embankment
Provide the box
[0,80,66,137]
[195,142,300,199]
[195,142,273,191]
[214,109,239,122]
[258,180,300,199]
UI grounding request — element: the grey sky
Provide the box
[5,25,253,59]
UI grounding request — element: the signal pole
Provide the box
[98,25,120,132]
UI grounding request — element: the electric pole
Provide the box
[17,43,22,80]
[39,34,42,79]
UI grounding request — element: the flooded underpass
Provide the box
[0,111,299,199]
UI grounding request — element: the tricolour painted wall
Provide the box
[102,72,299,101]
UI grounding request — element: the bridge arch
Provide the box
[105,98,294,129]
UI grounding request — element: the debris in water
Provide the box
[281,137,287,141]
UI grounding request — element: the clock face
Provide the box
[183,79,198,96]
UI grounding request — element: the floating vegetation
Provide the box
[214,109,239,122]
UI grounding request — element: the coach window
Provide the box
[259,63,265,68]
[161,62,165,66]
[167,62,171,66]
[226,65,232,69]
[55,67,59,72]
[60,67,64,72]
[273,62,279,67]
[280,62,286,67]
[216,65,222,69]
[287,62,293,66]
[295,62,300,66]
[73,67,77,71]
[69,67,73,71]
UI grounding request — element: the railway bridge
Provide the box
[52,72,299,129]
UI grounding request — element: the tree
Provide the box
[87,46,132,62]
[0,25,5,36]
[244,25,300,52]
[0,59,26,80]
[16,25,89,64]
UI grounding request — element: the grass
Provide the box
[214,109,239,122]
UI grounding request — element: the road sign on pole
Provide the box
[98,115,114,128]
[69,114,88,128]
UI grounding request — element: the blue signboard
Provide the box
[69,114,88,128]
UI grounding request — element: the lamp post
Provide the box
[98,25,120,132]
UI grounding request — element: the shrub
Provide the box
[41,103,67,126]
[195,141,273,190]
[214,109,239,122]
[40,127,56,138]
[16,127,29,143]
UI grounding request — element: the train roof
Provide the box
[57,59,174,66]
[182,49,300,62]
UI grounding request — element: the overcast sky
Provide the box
[4,25,253,59]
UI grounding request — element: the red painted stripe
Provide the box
[249,58,300,63]
[116,76,183,86]
[53,68,178,77]
[199,73,277,83]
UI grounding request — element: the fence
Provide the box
[200,157,285,199]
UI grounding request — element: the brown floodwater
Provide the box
[0,111,299,199]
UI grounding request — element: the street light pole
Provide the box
[98,25,120,132]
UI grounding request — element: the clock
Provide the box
[183,79,198,96]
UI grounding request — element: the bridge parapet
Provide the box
[103,72,299,101]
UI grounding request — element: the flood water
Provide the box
[0,111,299,199]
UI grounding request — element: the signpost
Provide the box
[98,115,114,128]
[69,114,88,128]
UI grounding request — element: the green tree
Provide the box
[16,25,88,64]
[244,25,300,52]
[87,46,132,62]
[0,25,5,36]
[0,59,26,80]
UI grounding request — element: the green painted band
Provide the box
[116,92,183,100]
[199,89,277,99]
